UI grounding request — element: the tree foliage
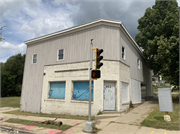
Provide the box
[135,1,179,87]
[0,25,6,41]
[1,54,26,97]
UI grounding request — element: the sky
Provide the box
[0,0,180,63]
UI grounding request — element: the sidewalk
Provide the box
[0,97,180,134]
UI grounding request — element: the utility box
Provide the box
[158,88,173,112]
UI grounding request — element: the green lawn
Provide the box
[5,110,94,120]
[1,97,20,108]
[141,87,179,130]
[153,85,171,93]
[6,118,72,131]
[141,102,179,130]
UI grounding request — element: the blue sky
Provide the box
[0,0,179,63]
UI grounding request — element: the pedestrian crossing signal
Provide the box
[91,70,100,78]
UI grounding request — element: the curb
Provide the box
[0,124,37,134]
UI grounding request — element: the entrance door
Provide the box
[103,82,116,111]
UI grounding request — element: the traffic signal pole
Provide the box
[84,39,94,132]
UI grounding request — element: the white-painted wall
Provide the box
[41,60,130,116]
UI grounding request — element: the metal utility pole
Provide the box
[83,39,94,133]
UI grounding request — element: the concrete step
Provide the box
[102,111,122,114]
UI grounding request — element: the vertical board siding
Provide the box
[119,29,150,82]
[21,24,120,112]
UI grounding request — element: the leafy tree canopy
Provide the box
[135,1,179,87]
[1,54,26,97]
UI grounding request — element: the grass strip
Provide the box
[4,110,94,120]
[6,118,72,131]
[153,85,171,93]
[1,97,20,108]
[141,102,179,130]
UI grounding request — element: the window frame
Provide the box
[122,46,126,60]
[32,54,37,64]
[72,81,93,101]
[137,59,140,69]
[57,49,64,61]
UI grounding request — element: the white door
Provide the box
[103,82,116,111]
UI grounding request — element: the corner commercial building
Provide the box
[21,19,153,116]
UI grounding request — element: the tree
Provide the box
[135,1,179,88]
[1,54,26,97]
[0,25,6,41]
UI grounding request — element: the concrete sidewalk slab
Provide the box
[135,126,180,134]
[98,122,180,134]
[1,121,84,134]
[115,98,158,125]
[1,97,179,134]
[94,121,110,129]
[98,123,139,134]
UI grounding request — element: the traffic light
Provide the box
[91,70,100,78]
[95,49,103,69]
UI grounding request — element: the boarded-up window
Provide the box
[73,81,93,101]
[49,82,66,99]
[121,82,129,103]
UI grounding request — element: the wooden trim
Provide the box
[55,68,89,73]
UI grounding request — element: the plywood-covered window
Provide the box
[72,81,93,101]
[121,82,129,103]
[49,82,66,99]
[32,54,37,64]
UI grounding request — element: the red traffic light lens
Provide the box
[97,49,103,55]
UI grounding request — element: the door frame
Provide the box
[103,80,117,111]
[140,82,147,100]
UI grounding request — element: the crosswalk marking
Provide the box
[151,131,154,134]
[150,131,167,134]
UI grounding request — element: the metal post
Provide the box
[88,39,93,121]
[83,39,94,132]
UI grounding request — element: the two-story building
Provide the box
[20,19,153,116]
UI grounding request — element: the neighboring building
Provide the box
[152,71,163,86]
[20,19,153,116]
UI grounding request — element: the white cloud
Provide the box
[21,14,73,38]
[0,57,9,63]
[0,41,26,62]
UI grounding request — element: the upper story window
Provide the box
[58,49,64,60]
[32,54,37,64]
[137,59,140,69]
[122,46,125,60]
